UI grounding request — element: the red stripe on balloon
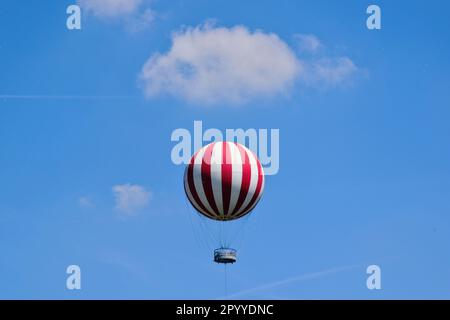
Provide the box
[186,153,210,216]
[201,142,220,217]
[238,153,264,218]
[231,143,251,216]
[221,142,232,216]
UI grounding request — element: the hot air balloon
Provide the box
[184,141,265,264]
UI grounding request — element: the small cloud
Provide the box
[126,8,155,32]
[139,23,301,106]
[294,34,322,53]
[293,34,360,87]
[77,0,155,31]
[302,57,359,87]
[112,183,151,215]
[77,0,143,18]
[79,196,94,208]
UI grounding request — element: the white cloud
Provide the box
[139,24,362,106]
[139,24,301,106]
[77,0,142,18]
[112,183,151,215]
[79,196,94,208]
[302,57,359,87]
[77,0,154,30]
[126,8,155,32]
[294,34,322,53]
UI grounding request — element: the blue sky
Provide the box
[1,0,450,299]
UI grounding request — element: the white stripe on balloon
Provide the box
[210,142,224,217]
[227,143,243,215]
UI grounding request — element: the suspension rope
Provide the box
[224,263,228,299]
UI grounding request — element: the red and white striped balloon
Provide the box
[184,142,265,221]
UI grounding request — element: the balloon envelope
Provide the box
[184,142,265,221]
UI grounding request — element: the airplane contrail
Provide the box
[0,95,136,100]
[220,264,362,299]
